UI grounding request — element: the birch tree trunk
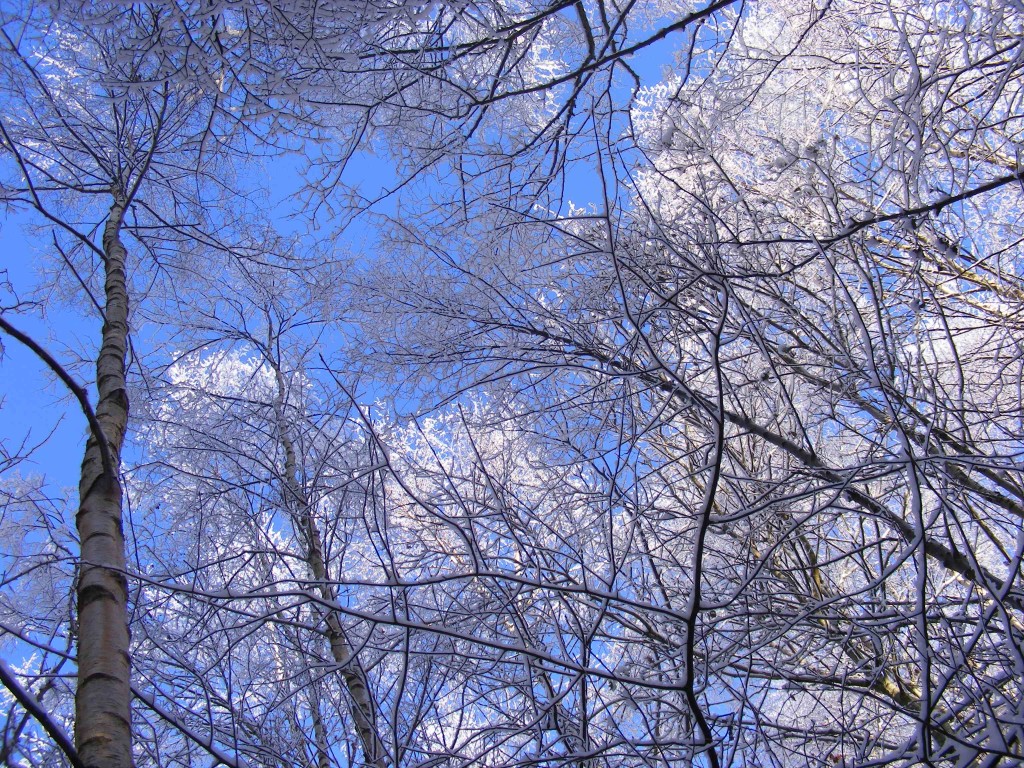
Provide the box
[75,195,132,768]
[272,366,388,768]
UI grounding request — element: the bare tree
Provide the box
[343,0,1024,764]
[0,4,260,765]
[123,255,395,766]
[3,0,1023,765]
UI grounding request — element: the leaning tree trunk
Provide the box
[75,196,132,768]
[271,366,389,768]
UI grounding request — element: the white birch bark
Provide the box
[75,196,133,768]
[271,367,389,768]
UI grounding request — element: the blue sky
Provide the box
[1,213,92,492]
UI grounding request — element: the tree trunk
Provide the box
[272,367,389,768]
[75,196,132,768]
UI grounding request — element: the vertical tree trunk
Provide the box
[75,197,132,768]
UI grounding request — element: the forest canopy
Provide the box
[0,0,1022,766]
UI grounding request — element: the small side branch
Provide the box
[0,316,115,477]
[0,658,84,768]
